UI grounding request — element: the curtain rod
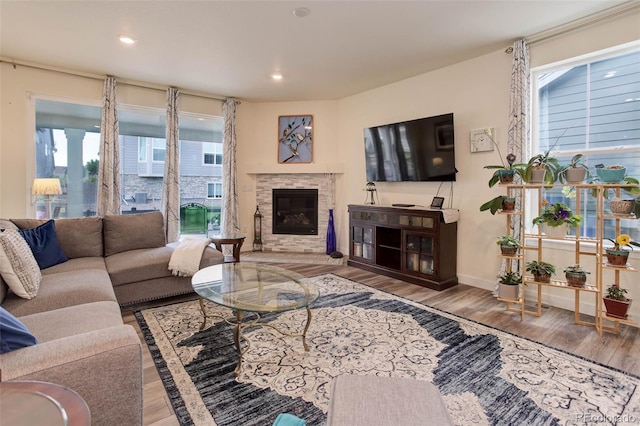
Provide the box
[504,1,639,53]
[0,57,238,103]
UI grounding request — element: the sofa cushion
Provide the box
[18,220,69,269]
[105,246,174,286]
[0,229,42,299]
[12,217,104,259]
[42,257,107,275]
[51,217,104,258]
[18,301,123,343]
[104,212,166,257]
[1,269,116,317]
[0,306,38,353]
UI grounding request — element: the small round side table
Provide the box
[0,380,91,426]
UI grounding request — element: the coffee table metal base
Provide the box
[198,297,313,375]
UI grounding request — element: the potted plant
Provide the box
[524,150,561,184]
[603,285,631,319]
[484,152,527,188]
[609,197,636,216]
[588,172,639,200]
[595,164,626,183]
[497,271,521,300]
[525,260,556,283]
[480,195,517,215]
[532,201,582,238]
[605,234,639,266]
[563,264,590,287]
[557,154,590,184]
[497,235,521,256]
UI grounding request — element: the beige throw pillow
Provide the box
[0,229,42,299]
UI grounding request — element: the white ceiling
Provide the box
[0,1,630,103]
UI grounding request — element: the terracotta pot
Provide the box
[533,273,551,283]
[606,249,629,266]
[564,167,586,184]
[498,170,515,184]
[565,271,587,287]
[603,297,631,319]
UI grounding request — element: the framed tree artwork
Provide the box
[278,115,313,163]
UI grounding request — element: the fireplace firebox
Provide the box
[272,189,318,235]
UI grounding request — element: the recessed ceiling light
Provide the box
[119,35,136,45]
[272,74,283,81]
[292,7,310,18]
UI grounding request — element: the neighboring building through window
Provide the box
[34,100,224,235]
[207,182,222,199]
[203,142,223,165]
[531,44,640,241]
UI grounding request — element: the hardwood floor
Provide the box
[121,263,640,426]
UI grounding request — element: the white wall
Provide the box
[330,10,640,319]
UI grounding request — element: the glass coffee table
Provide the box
[192,262,320,375]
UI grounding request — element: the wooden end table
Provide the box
[0,380,91,425]
[209,233,246,262]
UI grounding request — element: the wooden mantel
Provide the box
[244,163,344,174]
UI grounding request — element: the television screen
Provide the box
[364,113,456,182]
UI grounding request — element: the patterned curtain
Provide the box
[221,98,240,235]
[97,76,121,216]
[498,39,530,292]
[507,39,530,169]
[162,87,180,243]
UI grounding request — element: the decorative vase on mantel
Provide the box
[326,209,336,255]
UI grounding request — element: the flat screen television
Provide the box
[364,113,456,182]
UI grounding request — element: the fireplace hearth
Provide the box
[272,189,318,235]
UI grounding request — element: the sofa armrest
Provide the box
[1,325,143,426]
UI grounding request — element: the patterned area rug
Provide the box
[136,274,640,426]
[240,251,344,265]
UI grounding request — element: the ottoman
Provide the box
[326,374,453,426]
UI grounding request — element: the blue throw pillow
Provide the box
[18,220,68,269]
[0,307,38,353]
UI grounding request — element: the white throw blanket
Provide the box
[168,238,211,277]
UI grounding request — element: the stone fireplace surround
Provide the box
[255,173,335,253]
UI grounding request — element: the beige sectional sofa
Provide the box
[0,211,224,425]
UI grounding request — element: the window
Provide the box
[138,139,147,161]
[178,113,224,235]
[531,45,640,240]
[207,182,222,199]
[34,101,224,228]
[203,142,223,165]
[34,99,102,218]
[152,139,166,162]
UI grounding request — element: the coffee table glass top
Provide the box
[192,262,319,313]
